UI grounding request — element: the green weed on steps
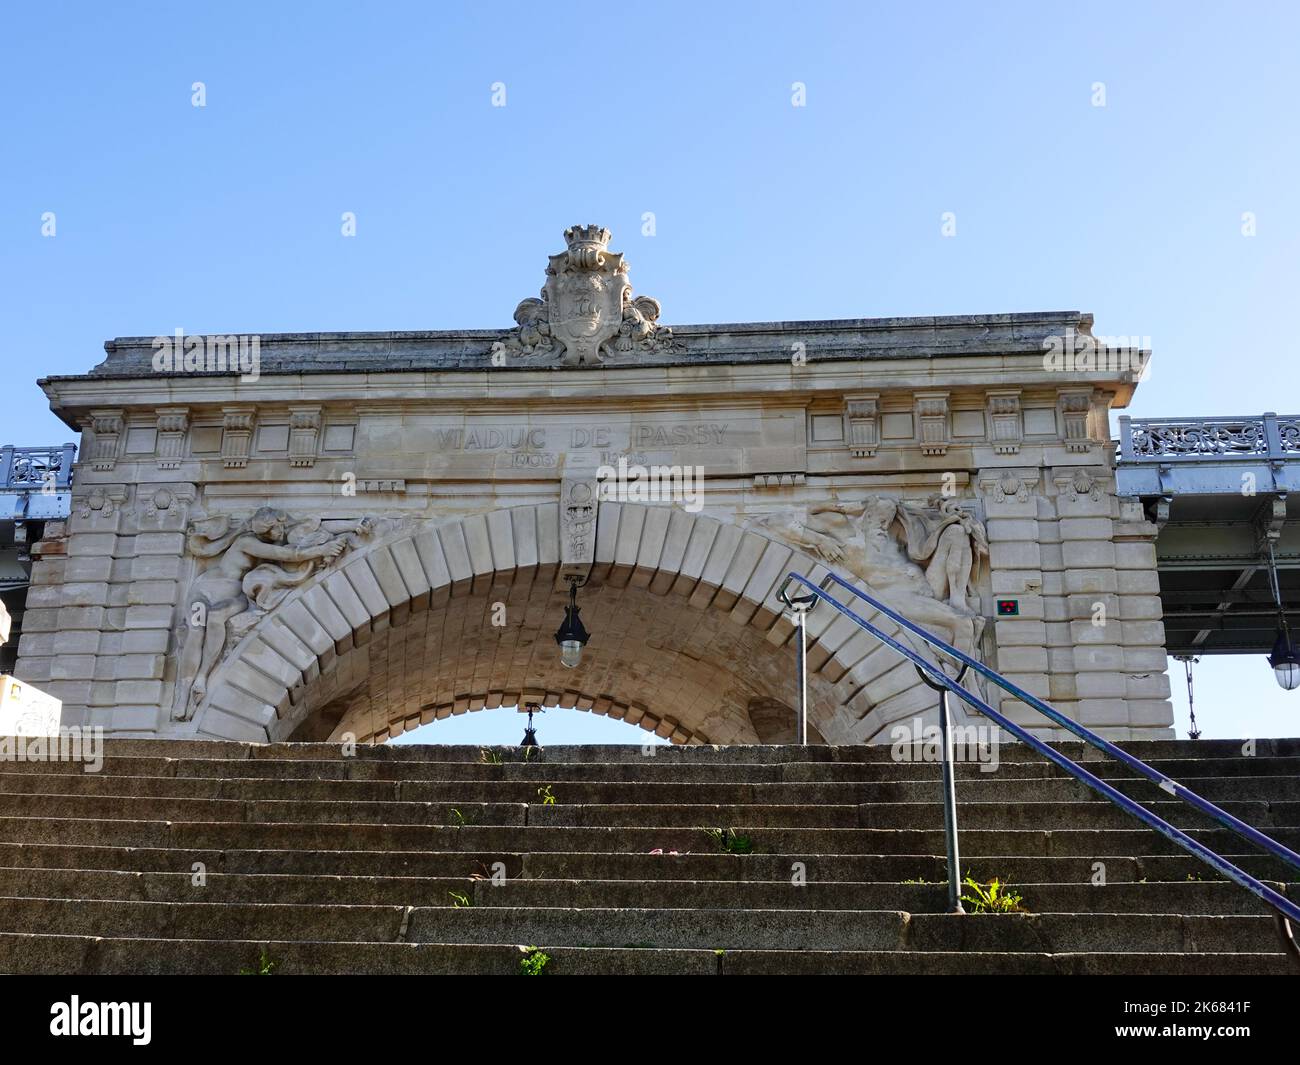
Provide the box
[960,877,1029,914]
[238,948,277,975]
[705,828,755,855]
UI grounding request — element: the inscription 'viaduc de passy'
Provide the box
[433,424,730,451]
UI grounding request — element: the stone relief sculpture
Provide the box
[496,224,678,366]
[172,508,375,721]
[754,494,989,659]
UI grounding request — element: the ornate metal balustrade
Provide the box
[1117,413,1300,501]
[0,444,76,492]
[1120,413,1300,462]
[1116,414,1299,655]
[0,444,77,524]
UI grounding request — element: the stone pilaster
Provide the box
[977,469,1053,731]
[976,458,1174,741]
[1050,465,1172,737]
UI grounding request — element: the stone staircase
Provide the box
[0,737,1296,975]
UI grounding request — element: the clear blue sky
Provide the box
[2,2,1297,741]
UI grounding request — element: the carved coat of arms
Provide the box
[498,225,678,366]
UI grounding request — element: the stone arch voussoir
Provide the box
[191,501,934,744]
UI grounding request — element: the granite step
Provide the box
[0,737,1295,975]
[1,842,1292,884]
[0,897,1282,952]
[61,738,1300,762]
[0,867,1283,914]
[2,792,1294,834]
[3,816,1297,858]
[5,770,1298,806]
[1,932,1290,976]
[5,753,1298,783]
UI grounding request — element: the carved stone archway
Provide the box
[191,502,974,746]
[24,225,1174,741]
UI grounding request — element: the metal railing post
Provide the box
[776,589,817,746]
[917,661,967,914]
[58,442,77,488]
[938,685,963,914]
[1263,411,1282,460]
[794,603,809,745]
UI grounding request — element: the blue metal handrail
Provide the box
[776,569,1300,926]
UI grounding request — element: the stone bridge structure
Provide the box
[17,225,1171,744]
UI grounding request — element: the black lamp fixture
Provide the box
[554,577,590,669]
[1264,540,1300,692]
[520,702,543,747]
[1269,627,1300,692]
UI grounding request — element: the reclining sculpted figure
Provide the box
[753,494,989,658]
[172,508,373,721]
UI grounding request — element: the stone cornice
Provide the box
[75,310,1142,377]
[42,351,1141,427]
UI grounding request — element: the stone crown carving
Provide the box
[496,225,679,366]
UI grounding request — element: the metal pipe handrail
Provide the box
[814,568,1300,876]
[776,571,1300,926]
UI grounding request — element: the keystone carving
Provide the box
[559,476,598,582]
[172,509,376,721]
[495,225,679,366]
